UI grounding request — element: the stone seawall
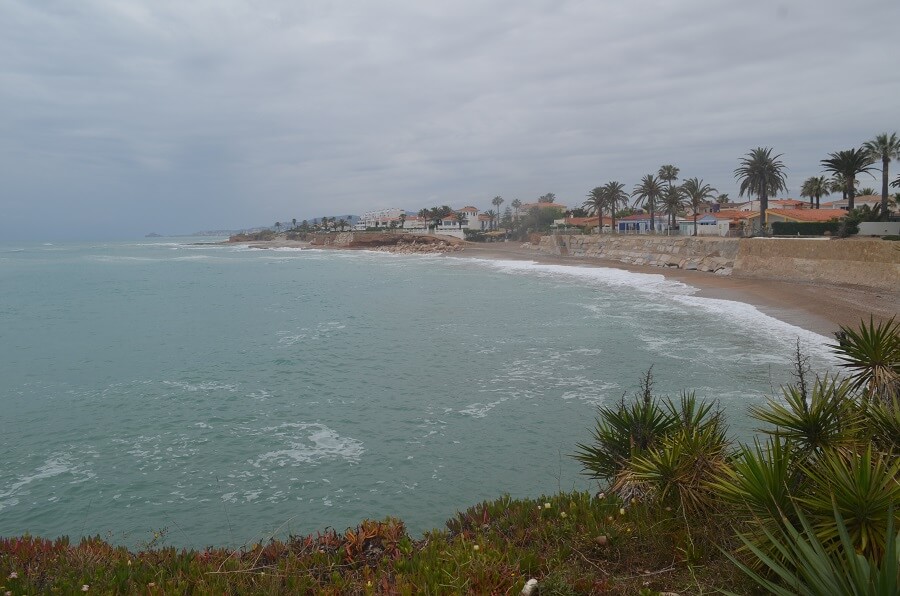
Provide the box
[537,234,900,290]
[538,235,739,274]
[733,238,900,290]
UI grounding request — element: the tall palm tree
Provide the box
[456,210,467,230]
[734,147,788,232]
[339,218,348,231]
[821,148,875,211]
[584,187,605,234]
[604,181,628,232]
[662,185,685,232]
[485,210,496,230]
[800,176,831,209]
[492,196,504,226]
[632,174,664,232]
[275,221,282,233]
[681,177,718,236]
[292,218,297,230]
[511,198,522,220]
[658,165,680,228]
[863,132,900,215]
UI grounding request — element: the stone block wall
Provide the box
[537,234,900,290]
[538,235,739,274]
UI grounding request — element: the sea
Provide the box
[0,239,837,548]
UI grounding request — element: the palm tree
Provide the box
[863,132,900,215]
[800,176,831,209]
[538,193,556,203]
[275,221,282,233]
[338,218,348,231]
[716,193,730,205]
[658,165,680,228]
[632,174,664,232]
[485,209,496,230]
[662,185,685,232]
[604,181,628,232]
[292,218,297,230]
[511,198,522,220]
[681,177,718,236]
[456,210,467,230]
[821,148,875,211]
[492,196,504,226]
[397,214,405,230]
[584,187,605,233]
[734,147,788,233]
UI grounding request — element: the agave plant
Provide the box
[751,376,861,456]
[726,504,899,596]
[831,317,900,402]
[798,447,900,560]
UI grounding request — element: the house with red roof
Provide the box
[765,208,847,224]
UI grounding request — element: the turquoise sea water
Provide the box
[0,240,835,548]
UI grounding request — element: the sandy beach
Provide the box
[237,239,898,338]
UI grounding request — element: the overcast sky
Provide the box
[2,0,898,240]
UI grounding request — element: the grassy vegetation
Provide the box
[2,318,898,594]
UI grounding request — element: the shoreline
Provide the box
[229,239,898,338]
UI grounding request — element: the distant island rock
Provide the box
[145,233,163,238]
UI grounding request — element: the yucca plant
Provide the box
[751,375,862,456]
[831,317,900,402]
[574,369,675,483]
[624,392,731,516]
[711,435,797,524]
[726,504,899,596]
[798,446,900,560]
[867,395,900,455]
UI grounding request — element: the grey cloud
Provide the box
[1,0,898,239]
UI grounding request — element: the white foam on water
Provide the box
[252,423,364,467]
[162,380,238,393]
[471,258,837,363]
[0,453,80,511]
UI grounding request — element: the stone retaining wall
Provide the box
[538,235,739,274]
[537,234,900,290]
[733,238,900,290]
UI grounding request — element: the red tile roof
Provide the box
[766,208,846,222]
[771,199,807,208]
[521,202,568,210]
[563,216,610,226]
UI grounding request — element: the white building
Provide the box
[356,208,405,230]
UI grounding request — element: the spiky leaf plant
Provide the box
[711,435,796,525]
[751,376,861,456]
[624,392,731,516]
[574,369,676,483]
[831,317,900,402]
[798,447,900,560]
[726,504,899,596]
[867,395,900,455]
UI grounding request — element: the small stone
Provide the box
[594,535,608,546]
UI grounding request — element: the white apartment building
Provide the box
[355,208,406,230]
